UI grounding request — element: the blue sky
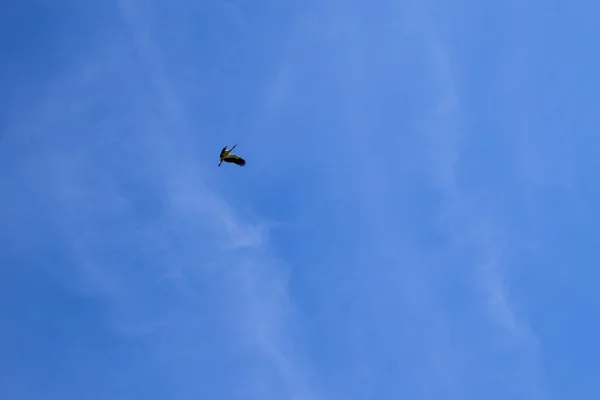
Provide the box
[1,0,599,399]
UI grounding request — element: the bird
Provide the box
[218,144,246,167]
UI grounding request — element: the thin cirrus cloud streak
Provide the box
[105,7,319,398]
[298,1,544,398]
[412,5,543,398]
[420,27,544,400]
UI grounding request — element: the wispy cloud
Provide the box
[409,5,544,398]
[275,1,544,398]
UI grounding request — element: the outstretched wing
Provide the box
[223,154,246,166]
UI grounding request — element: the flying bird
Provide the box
[218,144,246,167]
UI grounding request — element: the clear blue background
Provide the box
[1,0,599,399]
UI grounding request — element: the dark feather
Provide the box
[224,155,246,166]
[219,146,228,158]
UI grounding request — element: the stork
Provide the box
[218,144,246,167]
